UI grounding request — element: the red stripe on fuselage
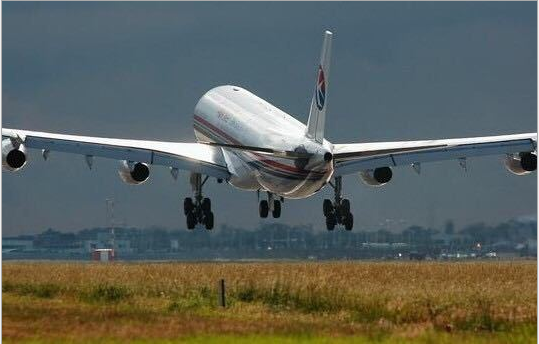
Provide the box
[194,115,241,145]
[193,115,326,176]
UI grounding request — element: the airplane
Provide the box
[2,31,537,231]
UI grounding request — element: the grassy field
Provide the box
[2,261,536,343]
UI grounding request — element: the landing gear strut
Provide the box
[184,173,214,230]
[323,176,353,231]
[259,191,282,218]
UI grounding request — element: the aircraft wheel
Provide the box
[335,211,343,225]
[323,199,333,217]
[186,212,196,230]
[344,213,354,231]
[341,199,351,215]
[202,198,212,212]
[326,215,336,231]
[204,212,214,230]
[184,197,194,215]
[259,200,269,218]
[272,200,281,218]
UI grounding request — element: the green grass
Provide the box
[2,282,61,299]
[3,328,538,344]
[79,284,133,303]
[2,261,536,343]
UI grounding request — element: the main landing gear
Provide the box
[184,173,214,230]
[323,176,354,231]
[259,191,282,219]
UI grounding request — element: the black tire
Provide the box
[323,199,333,217]
[272,200,281,218]
[184,197,194,215]
[186,212,196,230]
[202,198,212,212]
[204,212,214,230]
[344,213,354,231]
[326,215,336,231]
[341,199,351,215]
[259,200,269,218]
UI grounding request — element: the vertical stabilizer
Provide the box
[306,30,332,143]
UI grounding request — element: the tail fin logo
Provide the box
[315,66,326,110]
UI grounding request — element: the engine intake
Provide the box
[118,160,150,184]
[2,139,27,172]
[504,152,537,175]
[520,152,537,171]
[359,166,393,186]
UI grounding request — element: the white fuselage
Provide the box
[193,85,334,199]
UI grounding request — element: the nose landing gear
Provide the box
[323,176,353,231]
[184,173,214,230]
[259,191,282,218]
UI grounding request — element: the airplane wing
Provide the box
[1,128,230,179]
[332,133,537,176]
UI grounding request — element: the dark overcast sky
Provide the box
[2,2,537,236]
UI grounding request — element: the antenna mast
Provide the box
[106,198,115,252]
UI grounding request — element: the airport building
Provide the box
[2,216,536,260]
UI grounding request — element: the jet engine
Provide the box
[359,166,393,186]
[2,139,27,172]
[118,160,150,184]
[504,152,537,175]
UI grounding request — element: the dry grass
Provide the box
[2,261,537,343]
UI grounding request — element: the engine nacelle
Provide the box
[504,152,537,175]
[2,139,27,172]
[118,160,150,185]
[359,166,393,186]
